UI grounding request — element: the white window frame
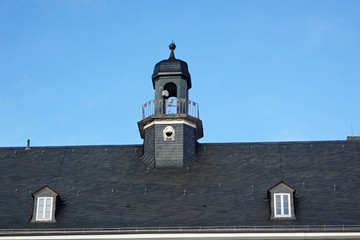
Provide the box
[274,193,291,217]
[36,197,53,221]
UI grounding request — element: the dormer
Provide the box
[30,186,58,223]
[268,182,296,220]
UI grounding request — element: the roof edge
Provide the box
[199,139,353,146]
[2,226,360,237]
[0,144,143,150]
[1,139,357,150]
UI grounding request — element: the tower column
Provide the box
[138,43,203,169]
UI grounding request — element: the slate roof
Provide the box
[0,140,360,229]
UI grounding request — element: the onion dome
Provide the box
[152,42,191,89]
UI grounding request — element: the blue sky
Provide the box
[1,0,359,147]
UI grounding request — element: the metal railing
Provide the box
[142,98,199,119]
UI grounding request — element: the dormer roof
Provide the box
[32,186,58,197]
[269,182,295,193]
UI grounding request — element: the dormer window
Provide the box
[31,186,58,223]
[269,182,295,220]
[36,197,53,221]
[274,193,291,217]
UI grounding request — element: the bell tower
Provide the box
[138,43,203,169]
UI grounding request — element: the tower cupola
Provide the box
[152,43,192,89]
[138,43,203,169]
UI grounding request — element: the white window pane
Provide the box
[45,210,51,219]
[284,208,289,215]
[283,194,290,215]
[37,210,44,219]
[275,195,281,202]
[38,199,44,208]
[37,199,44,219]
[45,199,52,219]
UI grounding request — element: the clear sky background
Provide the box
[1,0,359,147]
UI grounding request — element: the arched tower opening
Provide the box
[163,82,178,114]
[163,82,177,98]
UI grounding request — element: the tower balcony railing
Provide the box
[142,98,200,119]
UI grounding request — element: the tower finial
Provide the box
[169,41,176,59]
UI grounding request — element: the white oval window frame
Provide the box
[163,126,175,141]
